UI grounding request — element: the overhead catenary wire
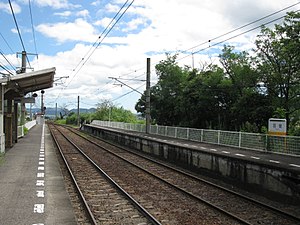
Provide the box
[71,0,131,74]
[0,32,15,54]
[105,4,300,104]
[8,0,32,70]
[65,0,135,88]
[183,10,300,61]
[112,83,145,102]
[113,2,300,80]
[181,2,300,54]
[0,63,14,76]
[53,0,135,104]
[0,48,16,72]
[29,0,38,58]
[52,3,299,109]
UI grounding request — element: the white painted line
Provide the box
[36,190,45,198]
[37,173,44,178]
[222,151,230,154]
[210,149,217,151]
[235,153,245,157]
[289,164,300,168]
[250,156,260,160]
[38,166,44,171]
[269,160,280,164]
[36,180,45,187]
[32,224,44,225]
[40,154,45,157]
[39,157,44,161]
[33,204,44,213]
[39,161,45,165]
[200,147,207,150]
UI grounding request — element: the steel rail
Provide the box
[48,124,98,225]
[74,126,300,223]
[62,125,251,225]
[53,124,162,225]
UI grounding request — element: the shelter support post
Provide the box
[13,102,18,143]
[0,84,5,153]
[5,99,12,148]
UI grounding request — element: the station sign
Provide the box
[268,118,287,135]
[14,97,35,104]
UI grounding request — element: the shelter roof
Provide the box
[0,67,55,97]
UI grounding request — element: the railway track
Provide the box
[49,124,160,225]
[50,123,300,225]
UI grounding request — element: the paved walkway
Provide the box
[0,123,76,225]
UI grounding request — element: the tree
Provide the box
[255,11,300,131]
[219,45,271,131]
[59,103,70,119]
[95,100,138,123]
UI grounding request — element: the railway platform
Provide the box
[0,123,76,225]
[83,123,300,202]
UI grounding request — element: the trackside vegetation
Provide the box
[135,12,300,135]
[62,100,143,126]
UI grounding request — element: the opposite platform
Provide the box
[0,123,76,225]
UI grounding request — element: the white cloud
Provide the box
[122,18,148,32]
[36,18,98,43]
[94,17,113,27]
[34,0,81,9]
[105,3,120,13]
[91,0,101,7]
[29,0,300,112]
[54,10,72,17]
[0,2,21,14]
[76,9,89,18]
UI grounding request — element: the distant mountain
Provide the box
[27,107,97,116]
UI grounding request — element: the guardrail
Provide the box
[17,125,24,138]
[90,120,300,156]
[18,120,37,138]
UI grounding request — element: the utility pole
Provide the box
[55,103,57,119]
[77,96,80,126]
[146,58,151,134]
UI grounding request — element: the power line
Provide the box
[29,0,38,57]
[8,0,32,69]
[113,2,300,80]
[71,0,130,75]
[0,48,16,72]
[0,32,15,54]
[112,83,145,102]
[68,0,135,85]
[0,63,14,76]
[182,2,300,54]
[190,10,299,57]
[54,0,135,102]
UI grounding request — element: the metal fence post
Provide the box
[239,132,242,148]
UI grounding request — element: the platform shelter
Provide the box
[0,67,55,152]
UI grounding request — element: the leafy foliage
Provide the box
[65,100,140,125]
[136,12,300,134]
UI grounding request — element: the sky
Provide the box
[0,0,299,113]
